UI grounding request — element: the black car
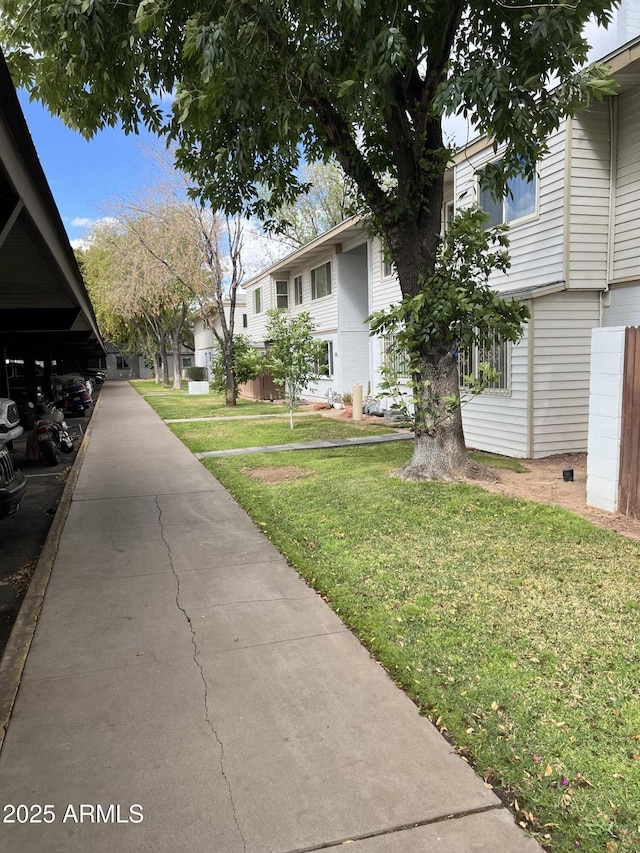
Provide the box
[0,445,27,519]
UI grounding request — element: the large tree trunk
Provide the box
[398,349,469,482]
[223,342,236,407]
[152,352,161,384]
[160,335,170,387]
[171,330,182,390]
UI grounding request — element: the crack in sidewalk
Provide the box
[281,804,507,852]
[156,496,247,852]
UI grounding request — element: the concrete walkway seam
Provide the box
[195,432,414,459]
[0,394,102,753]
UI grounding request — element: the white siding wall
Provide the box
[613,85,640,281]
[336,242,370,394]
[569,102,611,288]
[461,327,530,458]
[531,291,600,457]
[244,273,272,345]
[603,282,640,325]
[454,128,567,293]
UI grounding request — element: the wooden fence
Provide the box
[619,326,640,518]
[240,371,283,401]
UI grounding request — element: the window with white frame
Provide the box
[253,287,263,314]
[380,335,410,380]
[317,340,334,378]
[275,280,289,309]
[311,262,332,299]
[478,160,536,228]
[294,274,303,305]
[444,201,455,234]
[382,257,394,278]
[458,330,510,393]
[242,313,248,328]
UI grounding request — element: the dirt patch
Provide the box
[471,452,640,541]
[243,465,311,484]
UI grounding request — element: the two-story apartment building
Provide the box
[241,217,375,403]
[200,35,640,469]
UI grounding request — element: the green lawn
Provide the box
[198,443,640,853]
[130,380,289,419]
[169,414,401,452]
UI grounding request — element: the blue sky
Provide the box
[16,6,628,249]
[18,91,159,247]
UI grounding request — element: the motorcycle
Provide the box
[25,403,74,466]
[55,381,92,418]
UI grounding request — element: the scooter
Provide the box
[25,404,75,466]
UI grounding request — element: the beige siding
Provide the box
[461,329,530,458]
[453,129,566,294]
[569,102,611,288]
[369,238,402,313]
[531,291,600,457]
[603,282,640,326]
[613,85,640,280]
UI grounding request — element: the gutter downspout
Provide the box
[527,303,535,459]
[603,95,618,323]
[563,116,573,292]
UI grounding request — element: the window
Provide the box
[116,356,130,370]
[382,258,394,279]
[317,341,334,378]
[242,313,248,328]
[444,201,455,234]
[311,262,332,299]
[294,275,303,306]
[381,336,410,380]
[275,280,289,309]
[182,357,192,368]
[478,160,536,228]
[458,330,510,393]
[254,287,263,314]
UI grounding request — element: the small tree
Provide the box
[265,310,324,430]
[209,335,264,399]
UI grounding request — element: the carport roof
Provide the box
[0,49,104,360]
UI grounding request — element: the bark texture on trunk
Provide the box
[224,343,236,407]
[398,349,469,482]
[171,331,182,390]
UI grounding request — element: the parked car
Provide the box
[52,373,93,398]
[0,397,24,446]
[0,443,27,519]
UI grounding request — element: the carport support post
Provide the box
[0,342,8,397]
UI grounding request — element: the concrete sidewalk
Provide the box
[0,382,541,853]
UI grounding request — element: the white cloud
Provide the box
[70,216,94,228]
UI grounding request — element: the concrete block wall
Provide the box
[586,327,625,512]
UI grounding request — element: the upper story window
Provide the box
[311,262,332,300]
[275,280,289,310]
[253,287,263,314]
[478,160,536,228]
[294,275,303,306]
[444,201,455,234]
[382,258,394,278]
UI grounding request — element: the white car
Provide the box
[0,397,24,445]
